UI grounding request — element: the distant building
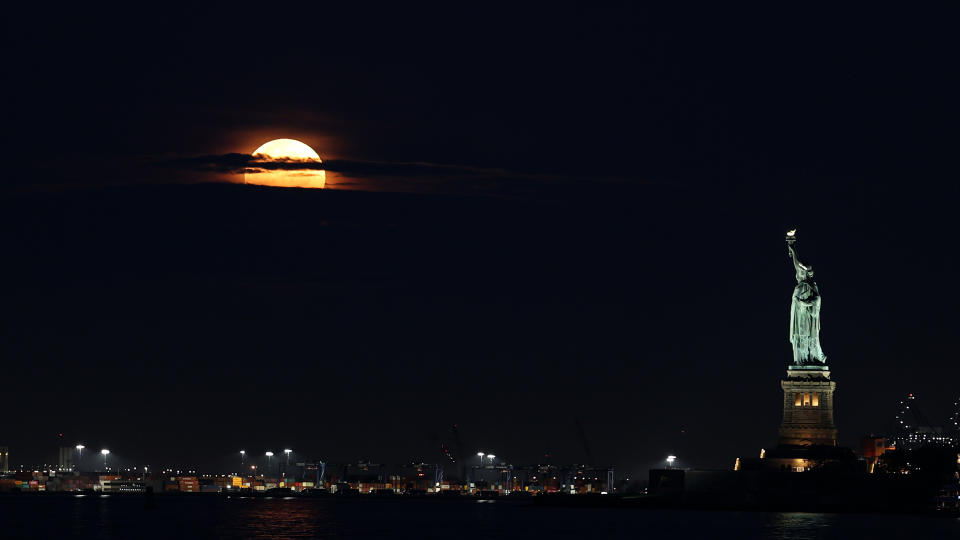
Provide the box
[892,426,956,451]
[859,436,890,473]
[889,394,958,451]
[57,446,74,471]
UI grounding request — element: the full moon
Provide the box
[244,139,325,188]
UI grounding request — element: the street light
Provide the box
[477,451,485,467]
[284,449,292,476]
[666,455,677,469]
[76,444,85,463]
[486,454,496,465]
[240,450,246,466]
[101,449,110,470]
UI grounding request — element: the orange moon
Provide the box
[244,139,325,188]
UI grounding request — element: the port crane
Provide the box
[891,393,957,449]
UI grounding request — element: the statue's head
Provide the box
[796,263,814,282]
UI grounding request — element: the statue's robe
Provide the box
[790,280,827,365]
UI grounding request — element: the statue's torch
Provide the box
[786,229,797,255]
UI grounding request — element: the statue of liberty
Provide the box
[786,230,827,366]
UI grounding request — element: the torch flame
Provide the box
[786,229,796,237]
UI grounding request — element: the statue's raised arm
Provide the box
[787,244,807,283]
[786,230,810,283]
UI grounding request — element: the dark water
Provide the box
[1,496,957,539]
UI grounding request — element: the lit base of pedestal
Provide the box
[777,427,838,447]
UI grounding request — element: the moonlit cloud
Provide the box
[164,153,527,178]
[155,152,644,197]
[162,153,324,174]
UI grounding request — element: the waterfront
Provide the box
[1,496,957,539]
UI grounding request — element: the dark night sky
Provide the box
[2,4,959,477]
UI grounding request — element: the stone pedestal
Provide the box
[778,367,837,446]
